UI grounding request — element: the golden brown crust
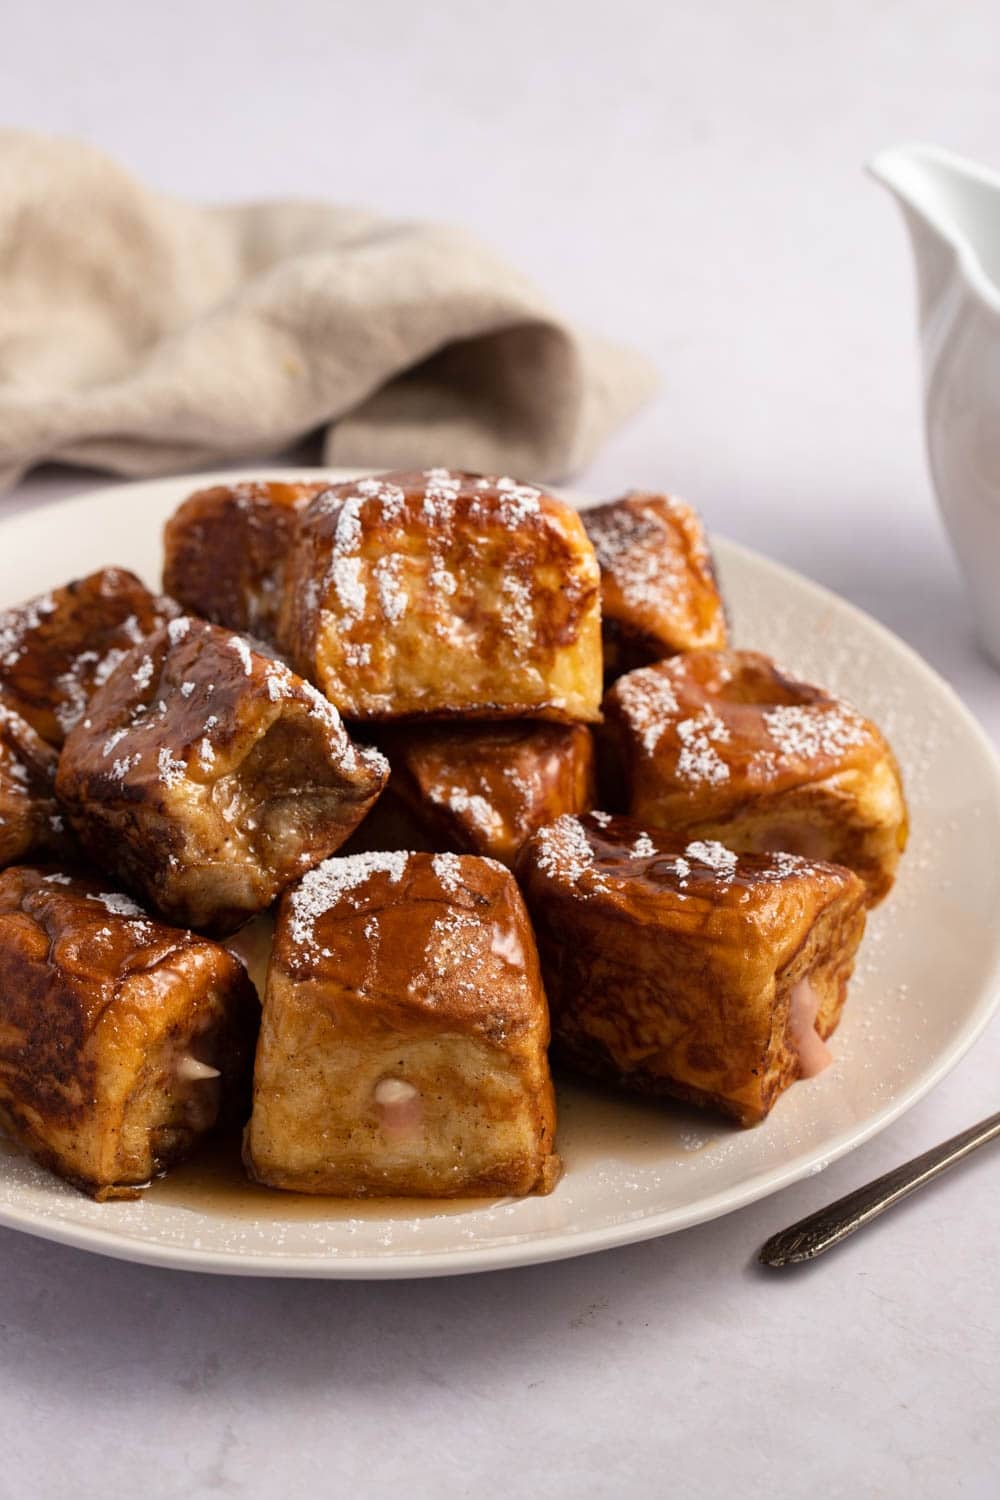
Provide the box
[55,617,388,933]
[246,851,559,1196]
[376,720,596,867]
[0,568,178,747]
[583,492,728,678]
[0,698,66,866]
[517,813,867,1126]
[279,469,603,722]
[602,649,908,904]
[272,851,541,1038]
[163,480,326,640]
[0,866,257,1198]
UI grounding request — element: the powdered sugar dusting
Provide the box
[88,890,147,919]
[52,657,96,734]
[102,727,128,758]
[0,592,56,668]
[408,909,488,1000]
[763,849,814,880]
[354,478,406,519]
[263,661,296,704]
[0,593,159,737]
[500,573,534,646]
[92,647,128,690]
[762,703,868,762]
[675,708,731,786]
[428,562,457,596]
[588,819,695,891]
[613,670,680,755]
[82,889,153,942]
[110,753,142,779]
[132,655,154,691]
[684,840,738,880]
[431,852,465,894]
[641,849,693,889]
[491,476,542,527]
[532,815,608,894]
[323,484,414,623]
[228,636,254,677]
[343,641,372,668]
[332,496,363,552]
[299,678,343,732]
[288,852,410,957]
[330,556,366,620]
[430,785,498,836]
[585,495,706,617]
[373,555,407,624]
[359,743,390,779]
[157,747,187,788]
[421,469,462,522]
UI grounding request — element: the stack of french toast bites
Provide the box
[0,471,908,1203]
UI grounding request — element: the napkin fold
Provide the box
[0,132,657,493]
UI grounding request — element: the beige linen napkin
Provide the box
[0,132,657,493]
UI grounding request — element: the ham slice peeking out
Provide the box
[374,1078,423,1140]
[787,978,832,1077]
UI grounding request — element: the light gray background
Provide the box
[2,3,999,1496]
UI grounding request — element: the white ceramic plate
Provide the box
[1,469,999,1278]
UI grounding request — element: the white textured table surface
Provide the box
[2,3,999,1497]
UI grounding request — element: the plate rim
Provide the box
[1,467,999,1278]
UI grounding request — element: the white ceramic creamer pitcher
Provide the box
[870,143,1000,666]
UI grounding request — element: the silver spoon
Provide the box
[758,1109,1000,1267]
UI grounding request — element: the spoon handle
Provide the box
[758,1110,1000,1267]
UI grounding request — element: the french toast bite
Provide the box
[244,851,559,1197]
[0,567,178,746]
[583,492,728,678]
[517,814,867,1126]
[55,618,388,933]
[602,649,907,905]
[0,700,65,866]
[279,469,602,722]
[378,721,596,867]
[163,479,326,640]
[0,867,257,1199]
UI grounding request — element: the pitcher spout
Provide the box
[869,143,1000,319]
[872,143,1000,671]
